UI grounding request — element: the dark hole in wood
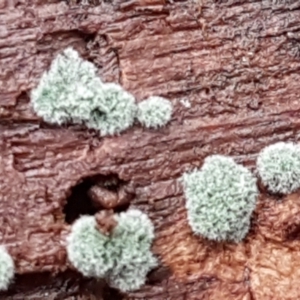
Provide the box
[63,174,130,224]
[92,174,126,192]
[286,223,300,241]
[113,202,131,213]
[147,266,172,284]
[63,177,98,224]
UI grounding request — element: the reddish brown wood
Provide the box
[1,0,300,298]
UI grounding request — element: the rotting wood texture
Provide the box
[1,0,300,299]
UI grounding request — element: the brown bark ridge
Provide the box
[1,0,300,298]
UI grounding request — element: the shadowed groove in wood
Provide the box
[0,270,124,299]
[63,173,131,224]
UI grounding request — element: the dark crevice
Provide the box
[1,270,124,299]
[63,177,99,224]
[147,266,172,284]
[102,284,124,300]
[64,0,112,5]
[113,202,131,213]
[286,223,300,241]
[1,271,90,298]
[16,91,30,105]
[63,174,131,224]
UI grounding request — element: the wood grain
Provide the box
[1,0,300,298]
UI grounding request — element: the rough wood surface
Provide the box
[1,0,300,298]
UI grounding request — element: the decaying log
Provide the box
[1,0,300,298]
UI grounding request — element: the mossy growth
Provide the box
[257,142,300,194]
[0,246,14,291]
[66,209,157,292]
[182,155,258,242]
[137,96,173,129]
[86,83,137,136]
[31,48,137,136]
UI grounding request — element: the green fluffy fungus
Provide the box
[257,142,300,194]
[86,83,137,136]
[66,209,157,292]
[182,155,258,242]
[137,96,172,129]
[0,246,14,291]
[31,47,104,125]
[31,48,137,136]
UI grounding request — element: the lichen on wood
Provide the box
[1,0,300,299]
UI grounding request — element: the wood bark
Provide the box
[1,0,300,298]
